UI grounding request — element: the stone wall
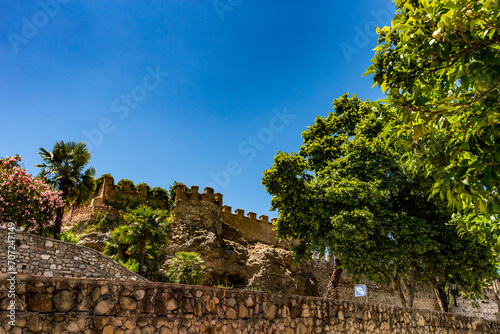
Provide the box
[175,185,294,248]
[336,274,439,313]
[58,182,500,320]
[1,274,499,333]
[0,228,146,282]
[63,174,169,225]
[172,185,500,320]
[62,206,118,226]
[449,290,499,321]
[337,276,499,321]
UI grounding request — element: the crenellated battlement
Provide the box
[175,185,286,247]
[221,205,277,225]
[175,184,223,207]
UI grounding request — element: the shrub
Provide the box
[59,231,80,244]
[167,251,205,285]
[0,155,64,233]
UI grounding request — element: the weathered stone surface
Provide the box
[66,322,80,332]
[163,200,333,298]
[93,317,110,330]
[263,303,277,321]
[94,296,116,315]
[226,307,238,319]
[166,297,179,311]
[77,295,94,312]
[26,293,53,312]
[0,229,146,282]
[139,296,155,313]
[132,289,146,300]
[12,274,497,333]
[103,325,115,334]
[78,232,112,252]
[120,296,137,310]
[54,290,75,311]
[238,304,249,318]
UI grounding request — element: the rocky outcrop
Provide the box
[78,231,112,252]
[165,200,333,296]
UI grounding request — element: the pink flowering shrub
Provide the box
[0,155,64,233]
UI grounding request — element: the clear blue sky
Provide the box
[1,0,394,218]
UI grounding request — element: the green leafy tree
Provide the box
[36,141,96,238]
[167,251,205,285]
[365,0,500,214]
[104,204,169,276]
[262,94,498,308]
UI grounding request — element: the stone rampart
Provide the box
[175,184,224,208]
[1,274,499,333]
[221,205,279,247]
[62,206,117,225]
[0,228,146,282]
[175,185,292,248]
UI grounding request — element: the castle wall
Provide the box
[175,185,293,248]
[0,228,146,282]
[221,206,279,247]
[173,185,500,320]
[336,275,439,313]
[335,276,499,321]
[62,206,117,225]
[2,274,499,333]
[449,291,499,321]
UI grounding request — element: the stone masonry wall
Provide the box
[1,274,499,333]
[337,275,499,321]
[0,228,146,282]
[175,185,295,248]
[336,275,439,313]
[62,206,118,226]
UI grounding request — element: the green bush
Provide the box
[59,231,80,244]
[83,210,117,233]
[119,258,139,273]
[167,251,205,285]
[94,210,116,232]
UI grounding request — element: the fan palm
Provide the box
[167,251,205,285]
[105,204,169,275]
[36,140,96,238]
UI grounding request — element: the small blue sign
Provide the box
[355,284,367,297]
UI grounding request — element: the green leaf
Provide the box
[363,65,377,77]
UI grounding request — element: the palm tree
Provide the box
[36,140,96,238]
[105,204,169,276]
[167,251,205,285]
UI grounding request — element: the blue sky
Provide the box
[1,0,394,218]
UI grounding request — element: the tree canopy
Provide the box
[365,0,500,214]
[104,204,170,277]
[262,94,498,308]
[36,140,96,237]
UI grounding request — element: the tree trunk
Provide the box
[392,276,407,308]
[323,258,343,299]
[138,237,146,276]
[433,286,449,312]
[53,205,64,239]
[54,183,70,239]
[403,271,416,308]
[492,280,500,321]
